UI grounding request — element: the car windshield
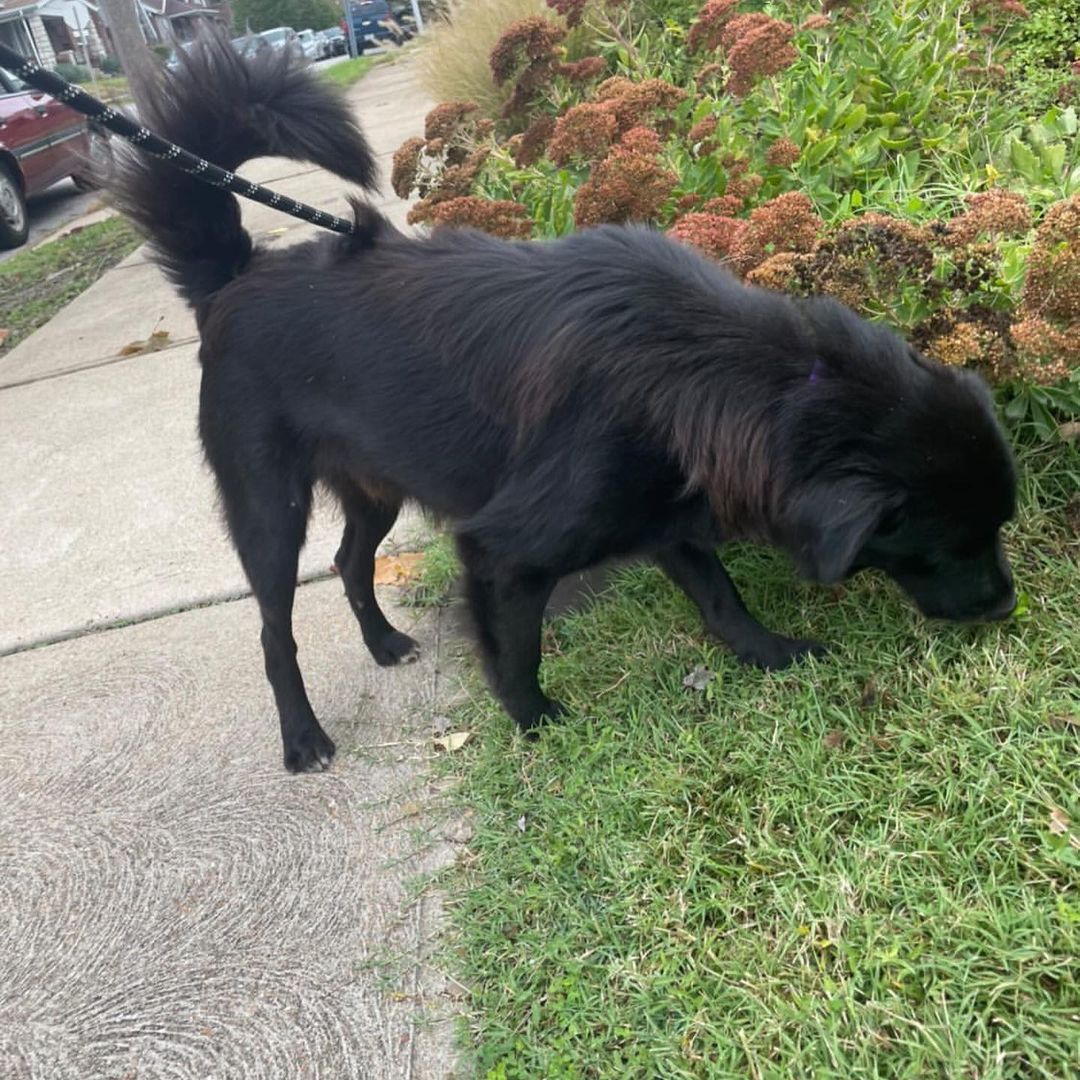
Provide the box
[262,29,289,43]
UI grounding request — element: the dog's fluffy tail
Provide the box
[109,32,377,308]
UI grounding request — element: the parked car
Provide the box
[231,34,268,59]
[257,27,303,59]
[342,0,396,54]
[320,27,347,57]
[296,28,323,61]
[0,65,101,249]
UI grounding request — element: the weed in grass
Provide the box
[441,444,1080,1078]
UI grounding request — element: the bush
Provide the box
[52,62,91,84]
[98,55,122,76]
[407,0,1080,431]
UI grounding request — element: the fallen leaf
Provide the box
[117,329,171,356]
[1050,807,1071,836]
[1059,421,1080,442]
[433,730,473,752]
[0,328,9,346]
[823,729,846,750]
[399,800,422,818]
[373,551,424,585]
[682,665,713,691]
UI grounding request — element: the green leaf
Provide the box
[1010,138,1042,183]
[1040,143,1066,178]
[839,103,868,132]
[802,134,839,167]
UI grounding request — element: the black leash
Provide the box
[0,42,356,236]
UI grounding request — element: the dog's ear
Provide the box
[787,478,899,584]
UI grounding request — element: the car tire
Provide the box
[0,162,29,250]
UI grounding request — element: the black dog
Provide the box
[111,38,1016,772]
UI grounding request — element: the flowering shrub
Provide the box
[405,0,1080,431]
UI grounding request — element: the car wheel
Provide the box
[0,162,29,250]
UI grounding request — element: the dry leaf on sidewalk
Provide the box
[1049,807,1071,835]
[0,328,9,347]
[373,551,424,585]
[118,329,171,356]
[433,731,473,752]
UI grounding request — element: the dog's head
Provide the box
[784,335,1017,623]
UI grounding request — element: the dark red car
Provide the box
[0,64,99,249]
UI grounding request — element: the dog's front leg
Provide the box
[656,542,824,670]
[458,545,561,736]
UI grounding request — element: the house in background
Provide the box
[0,0,225,70]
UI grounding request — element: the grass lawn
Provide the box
[427,443,1080,1078]
[0,217,141,358]
[320,56,377,88]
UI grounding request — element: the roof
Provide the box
[0,0,44,17]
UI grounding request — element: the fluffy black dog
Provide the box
[111,37,1016,772]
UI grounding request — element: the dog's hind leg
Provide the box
[457,535,561,737]
[656,542,824,670]
[216,458,335,773]
[331,487,419,666]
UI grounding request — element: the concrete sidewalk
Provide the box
[0,61,467,1079]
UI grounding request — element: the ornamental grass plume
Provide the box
[573,126,678,228]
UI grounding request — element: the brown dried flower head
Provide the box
[745,251,803,291]
[721,13,798,97]
[944,189,1032,247]
[548,102,618,165]
[425,196,534,240]
[557,56,607,82]
[391,136,425,200]
[1020,192,1080,322]
[545,0,587,28]
[687,0,739,55]
[668,212,745,262]
[424,101,479,143]
[765,137,801,168]
[513,114,556,167]
[730,192,823,273]
[574,126,678,228]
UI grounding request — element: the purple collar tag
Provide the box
[808,358,826,384]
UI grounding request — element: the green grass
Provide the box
[320,56,377,88]
[0,217,141,357]
[438,444,1080,1078]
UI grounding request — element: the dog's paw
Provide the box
[371,631,420,667]
[283,725,337,773]
[736,634,826,671]
[518,699,567,743]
